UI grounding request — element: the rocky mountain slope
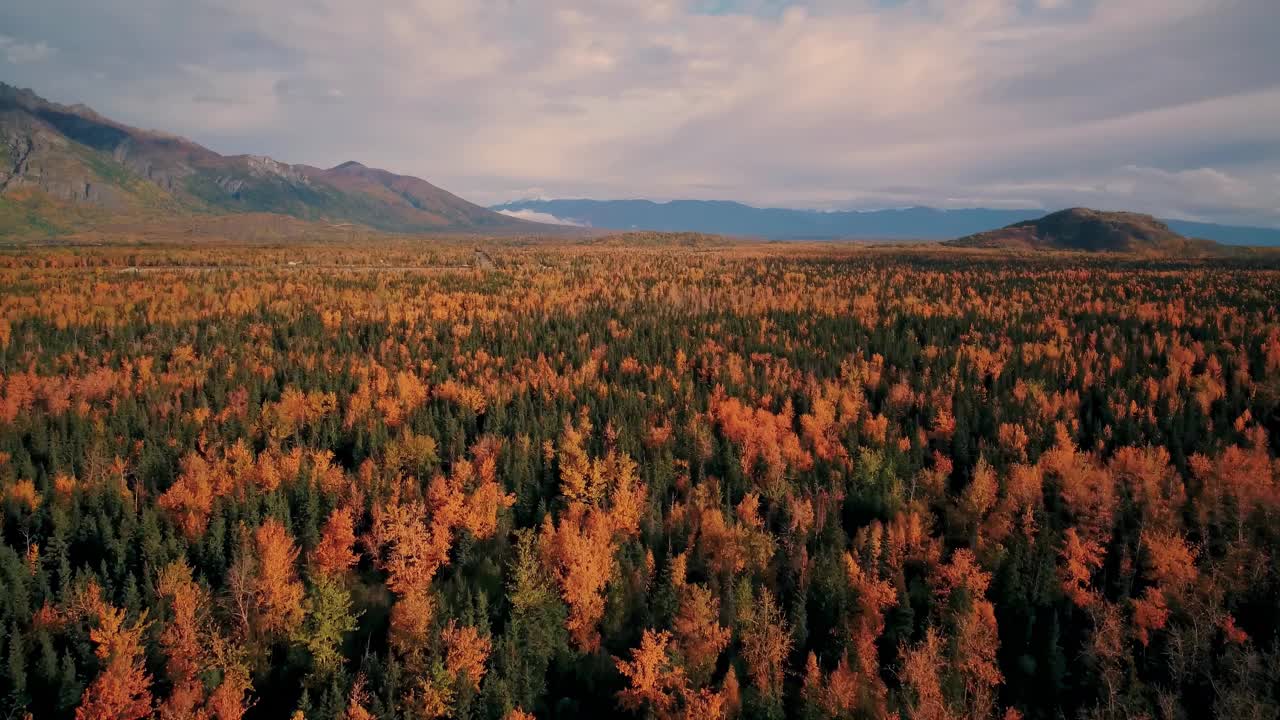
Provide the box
[0,82,542,236]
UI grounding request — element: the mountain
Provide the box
[492,198,1280,246]
[945,208,1223,255]
[0,82,543,237]
[493,199,1037,239]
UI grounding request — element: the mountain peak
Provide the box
[0,83,46,111]
[0,82,562,237]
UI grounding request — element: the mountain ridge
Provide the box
[492,198,1280,246]
[0,82,546,237]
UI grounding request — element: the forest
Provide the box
[0,239,1278,720]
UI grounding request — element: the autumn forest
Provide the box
[1,238,1279,720]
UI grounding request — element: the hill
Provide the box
[945,208,1225,255]
[491,198,1280,246]
[0,82,545,237]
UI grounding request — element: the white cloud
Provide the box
[0,35,55,64]
[0,0,1277,225]
[498,208,590,227]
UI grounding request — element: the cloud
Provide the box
[0,35,55,64]
[0,0,1276,225]
[498,208,591,227]
[855,164,1279,226]
[274,76,346,104]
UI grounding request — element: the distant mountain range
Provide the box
[492,199,1280,246]
[0,82,543,237]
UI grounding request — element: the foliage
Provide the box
[0,241,1278,720]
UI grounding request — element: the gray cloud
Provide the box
[274,76,346,104]
[0,0,1276,225]
[0,35,55,64]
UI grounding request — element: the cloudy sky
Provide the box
[2,0,1278,226]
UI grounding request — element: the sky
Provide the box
[1,0,1278,227]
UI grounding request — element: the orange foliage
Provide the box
[844,552,896,708]
[442,622,491,688]
[711,391,812,485]
[1189,432,1279,529]
[1140,529,1198,593]
[899,628,950,720]
[557,418,599,504]
[1059,528,1105,608]
[1110,446,1184,529]
[204,663,252,720]
[1130,587,1169,647]
[678,687,727,720]
[76,593,153,720]
[155,561,208,694]
[955,599,1003,717]
[962,458,999,541]
[389,589,435,666]
[372,500,451,596]
[1220,614,1249,645]
[1042,426,1115,546]
[615,629,686,716]
[313,506,360,576]
[10,240,1280,720]
[3,478,41,512]
[672,583,731,684]
[539,503,617,651]
[740,590,790,699]
[252,518,306,638]
[370,440,514,661]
